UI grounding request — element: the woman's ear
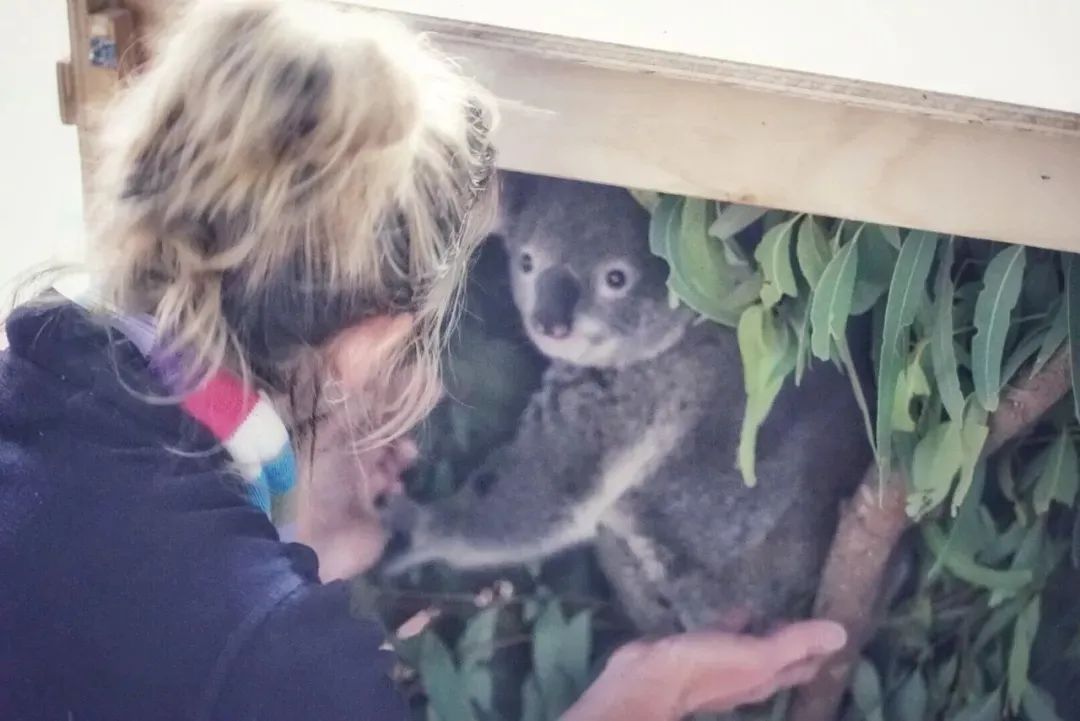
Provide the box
[328,313,415,391]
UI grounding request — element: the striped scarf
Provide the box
[66,292,296,518]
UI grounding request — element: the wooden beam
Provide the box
[341,5,1080,252]
[65,0,1080,252]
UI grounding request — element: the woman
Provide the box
[0,1,846,719]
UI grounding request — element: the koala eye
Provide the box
[605,269,627,290]
[520,252,534,274]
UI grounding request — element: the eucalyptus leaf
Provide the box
[1022,684,1066,721]
[1022,256,1061,317]
[890,669,928,721]
[532,602,566,695]
[520,674,546,721]
[952,401,989,515]
[628,188,661,213]
[1032,428,1080,514]
[907,420,964,519]
[972,245,1026,411]
[891,345,930,433]
[810,226,861,360]
[420,633,475,721]
[973,597,1026,653]
[464,665,495,714]
[1006,596,1040,712]
[458,607,499,666]
[796,215,831,288]
[755,217,800,308]
[851,226,899,315]
[877,230,938,479]
[1001,324,1050,387]
[1066,253,1080,423]
[648,195,679,257]
[930,239,965,421]
[1072,511,1080,568]
[989,518,1044,606]
[737,305,797,486]
[951,692,1000,721]
[663,197,764,326]
[561,611,593,689]
[922,525,1033,592]
[1032,301,1068,377]
[850,658,885,721]
[710,201,768,239]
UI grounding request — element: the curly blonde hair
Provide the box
[86,0,498,447]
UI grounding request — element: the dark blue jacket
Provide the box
[0,300,409,721]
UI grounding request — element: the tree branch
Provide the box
[789,349,1072,721]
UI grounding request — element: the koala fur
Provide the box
[384,172,872,634]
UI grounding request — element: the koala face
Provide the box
[498,173,693,367]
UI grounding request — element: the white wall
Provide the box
[0,2,86,300]
[362,0,1080,114]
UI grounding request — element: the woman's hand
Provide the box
[296,415,418,582]
[560,621,847,721]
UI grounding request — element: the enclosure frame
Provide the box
[59,0,1080,253]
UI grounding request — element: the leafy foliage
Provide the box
[365,191,1080,721]
[648,193,1080,720]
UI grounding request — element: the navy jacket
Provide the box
[0,300,409,721]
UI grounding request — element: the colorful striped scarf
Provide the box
[65,291,297,518]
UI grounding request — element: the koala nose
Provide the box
[532,268,580,338]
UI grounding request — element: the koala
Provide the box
[383,172,873,634]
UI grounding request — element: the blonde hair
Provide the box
[86,0,498,447]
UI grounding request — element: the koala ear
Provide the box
[492,169,537,239]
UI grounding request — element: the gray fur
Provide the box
[385,173,871,633]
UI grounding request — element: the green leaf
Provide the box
[850,225,899,315]
[1066,253,1080,423]
[951,692,1001,721]
[1007,596,1041,712]
[930,239,966,422]
[561,611,593,689]
[974,596,1026,652]
[648,195,679,257]
[850,658,885,721]
[922,525,1033,591]
[755,217,799,308]
[1022,255,1061,317]
[420,633,475,721]
[891,343,931,433]
[989,517,1046,607]
[876,230,938,479]
[1032,300,1068,377]
[907,420,964,518]
[710,201,768,239]
[520,674,546,721]
[628,188,661,213]
[1032,428,1080,514]
[1072,511,1080,568]
[952,401,989,515]
[796,216,831,288]
[737,305,797,486]
[929,457,986,580]
[793,296,814,384]
[532,601,566,692]
[1023,684,1066,721]
[663,197,762,326]
[972,245,1027,411]
[1002,325,1050,387]
[810,226,861,360]
[463,665,495,714]
[458,608,499,666]
[890,669,928,721]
